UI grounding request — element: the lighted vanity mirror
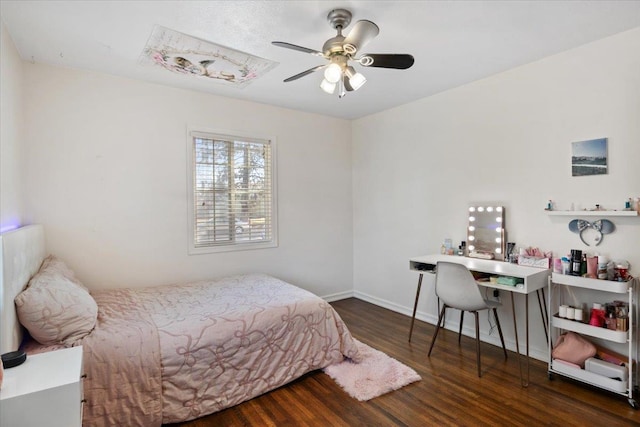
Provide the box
[467,206,505,260]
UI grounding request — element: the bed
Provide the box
[0,225,361,425]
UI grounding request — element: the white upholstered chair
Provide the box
[427,261,508,377]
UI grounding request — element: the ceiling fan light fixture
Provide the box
[345,66,366,90]
[320,78,337,94]
[358,56,374,67]
[343,43,357,54]
[273,8,414,97]
[324,62,343,83]
[338,78,346,99]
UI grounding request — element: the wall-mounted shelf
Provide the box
[545,210,639,217]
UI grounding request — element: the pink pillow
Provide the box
[15,255,97,346]
[552,331,596,368]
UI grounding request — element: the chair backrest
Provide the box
[435,261,488,311]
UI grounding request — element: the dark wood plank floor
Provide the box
[167,298,640,426]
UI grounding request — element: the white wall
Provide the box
[21,64,354,298]
[352,28,640,360]
[5,19,639,360]
[0,20,25,230]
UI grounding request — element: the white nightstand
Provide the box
[0,346,84,427]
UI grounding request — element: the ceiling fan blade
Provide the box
[359,54,414,69]
[283,65,326,82]
[272,41,324,57]
[343,20,379,54]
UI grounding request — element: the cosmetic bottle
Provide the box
[457,241,466,256]
[586,256,597,278]
[580,254,587,276]
[597,255,608,279]
[589,303,606,327]
[606,313,617,330]
[574,308,583,322]
[617,312,628,331]
[570,250,582,276]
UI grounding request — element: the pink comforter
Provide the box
[28,274,360,426]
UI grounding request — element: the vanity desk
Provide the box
[409,254,551,386]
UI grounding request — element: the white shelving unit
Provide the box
[548,273,637,408]
[545,210,639,217]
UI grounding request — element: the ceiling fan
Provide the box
[272,8,414,98]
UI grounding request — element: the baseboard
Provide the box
[353,290,439,324]
[352,290,548,362]
[322,290,355,303]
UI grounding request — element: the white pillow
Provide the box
[15,255,97,346]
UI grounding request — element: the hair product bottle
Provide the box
[570,249,582,276]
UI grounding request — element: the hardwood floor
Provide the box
[167,298,640,426]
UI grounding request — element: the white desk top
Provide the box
[410,254,550,294]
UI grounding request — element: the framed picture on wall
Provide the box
[571,138,608,177]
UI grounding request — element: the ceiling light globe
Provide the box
[320,78,336,94]
[348,72,366,90]
[324,63,343,83]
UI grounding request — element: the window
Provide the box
[187,129,277,253]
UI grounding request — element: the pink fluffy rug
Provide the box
[323,339,421,401]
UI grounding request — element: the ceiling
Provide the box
[2,1,640,120]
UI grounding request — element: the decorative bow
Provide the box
[568,219,615,246]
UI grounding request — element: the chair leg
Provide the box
[493,307,508,359]
[474,311,481,377]
[428,305,447,357]
[458,311,464,343]
[437,297,446,327]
